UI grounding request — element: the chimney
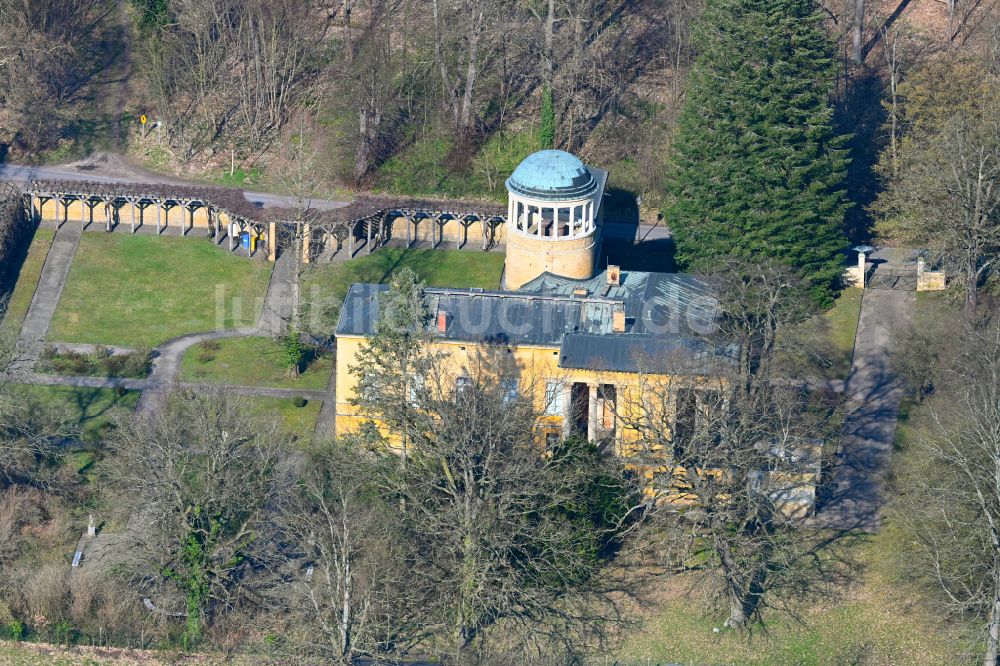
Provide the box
[607,265,621,286]
[612,303,626,333]
[437,310,449,334]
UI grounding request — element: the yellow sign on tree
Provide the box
[140,114,148,125]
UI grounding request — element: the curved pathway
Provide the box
[7,246,312,416]
[134,246,296,415]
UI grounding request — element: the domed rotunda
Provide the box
[504,150,607,290]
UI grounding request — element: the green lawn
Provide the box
[18,385,140,442]
[822,287,863,379]
[180,337,333,390]
[48,234,272,348]
[610,528,967,665]
[253,396,322,437]
[776,287,863,381]
[1,227,55,333]
[301,247,506,333]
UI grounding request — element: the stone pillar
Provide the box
[857,250,867,287]
[302,223,311,264]
[562,382,573,438]
[366,218,372,254]
[156,204,162,235]
[613,385,624,454]
[87,514,96,538]
[130,200,136,233]
[587,383,599,443]
[268,221,277,262]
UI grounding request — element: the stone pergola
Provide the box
[26,179,271,257]
[297,195,507,263]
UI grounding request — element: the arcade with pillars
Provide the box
[546,379,621,448]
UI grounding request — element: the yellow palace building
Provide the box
[333,150,722,441]
[332,150,820,515]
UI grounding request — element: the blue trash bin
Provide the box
[241,232,250,249]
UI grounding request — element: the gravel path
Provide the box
[812,281,915,532]
[11,223,82,374]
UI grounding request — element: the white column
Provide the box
[562,382,573,437]
[536,206,542,236]
[587,383,599,442]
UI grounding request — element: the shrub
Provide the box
[201,340,222,352]
[197,350,216,364]
[292,396,307,408]
[114,385,128,398]
[101,348,153,378]
[7,618,23,641]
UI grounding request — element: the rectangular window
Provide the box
[501,378,518,405]
[544,381,564,416]
[455,376,472,401]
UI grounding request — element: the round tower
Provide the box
[504,150,602,290]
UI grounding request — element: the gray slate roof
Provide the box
[560,333,733,374]
[336,270,729,374]
[519,270,720,336]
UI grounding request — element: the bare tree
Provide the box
[283,440,419,661]
[375,349,636,657]
[624,262,839,629]
[430,0,513,138]
[874,110,1000,320]
[138,0,328,162]
[230,0,328,157]
[895,320,1000,665]
[0,0,113,151]
[852,0,864,63]
[0,331,73,490]
[102,390,293,648]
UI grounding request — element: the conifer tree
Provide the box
[664,0,850,307]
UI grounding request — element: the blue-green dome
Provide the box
[506,150,597,201]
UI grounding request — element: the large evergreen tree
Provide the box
[664,0,849,306]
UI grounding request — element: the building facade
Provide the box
[332,150,821,516]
